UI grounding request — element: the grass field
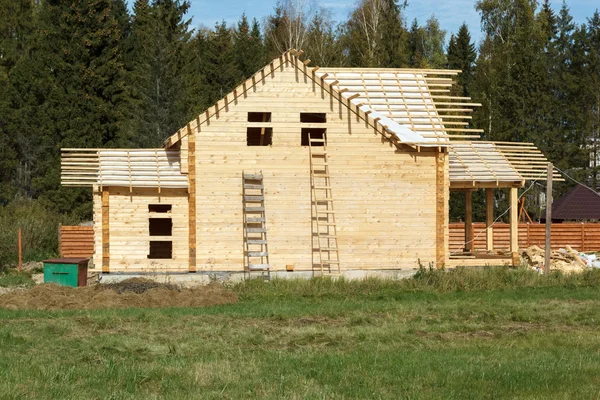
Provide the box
[1,267,600,399]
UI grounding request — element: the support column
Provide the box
[486,188,494,252]
[102,189,110,273]
[510,187,519,266]
[464,190,473,253]
[435,150,446,268]
[187,123,197,273]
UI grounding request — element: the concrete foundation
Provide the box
[97,269,420,286]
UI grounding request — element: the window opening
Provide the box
[149,218,172,236]
[148,241,172,259]
[247,127,273,146]
[301,128,326,146]
[300,113,327,123]
[248,112,271,122]
[148,204,172,213]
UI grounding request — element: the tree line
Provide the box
[1,0,599,221]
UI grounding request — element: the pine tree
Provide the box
[447,23,476,97]
[408,19,426,68]
[204,21,240,106]
[127,0,194,147]
[234,14,266,79]
[18,0,131,217]
[0,0,38,203]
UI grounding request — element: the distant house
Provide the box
[552,184,600,222]
[60,50,556,277]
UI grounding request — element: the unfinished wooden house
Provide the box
[61,50,557,277]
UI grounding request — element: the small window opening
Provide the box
[248,112,271,122]
[149,218,172,236]
[301,113,327,123]
[247,127,273,146]
[148,204,172,213]
[148,241,172,259]
[301,128,326,146]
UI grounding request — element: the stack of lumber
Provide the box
[521,245,590,274]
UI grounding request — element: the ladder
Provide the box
[242,171,270,280]
[308,135,341,276]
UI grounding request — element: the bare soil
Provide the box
[0,278,238,310]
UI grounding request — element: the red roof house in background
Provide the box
[552,184,600,221]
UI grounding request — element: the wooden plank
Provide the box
[510,188,519,266]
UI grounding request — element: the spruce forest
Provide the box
[0,0,599,263]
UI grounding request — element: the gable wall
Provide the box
[191,62,447,272]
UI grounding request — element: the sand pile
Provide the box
[0,278,238,310]
[521,245,591,274]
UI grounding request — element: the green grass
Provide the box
[0,270,35,288]
[1,267,600,399]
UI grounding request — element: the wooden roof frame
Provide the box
[162,49,472,151]
[449,141,563,189]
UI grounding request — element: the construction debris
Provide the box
[521,245,600,274]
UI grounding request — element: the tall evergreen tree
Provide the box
[234,14,266,79]
[408,19,426,68]
[447,23,476,97]
[204,21,240,106]
[128,0,193,148]
[31,0,130,216]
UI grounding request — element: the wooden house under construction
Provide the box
[61,50,558,277]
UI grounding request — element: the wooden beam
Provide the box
[486,188,494,251]
[102,189,110,273]
[464,190,473,252]
[545,163,553,275]
[436,150,446,268]
[510,187,519,266]
[187,124,197,273]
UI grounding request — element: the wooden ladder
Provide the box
[309,135,341,276]
[242,171,270,280]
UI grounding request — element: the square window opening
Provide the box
[247,127,273,146]
[149,218,172,236]
[300,113,327,123]
[301,128,326,146]
[248,112,271,122]
[148,204,172,213]
[148,241,172,259]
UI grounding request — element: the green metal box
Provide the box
[43,258,89,287]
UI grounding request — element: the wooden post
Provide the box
[510,187,519,266]
[18,228,22,272]
[545,163,553,275]
[464,190,473,253]
[58,223,62,257]
[486,188,494,252]
[187,124,197,273]
[435,150,446,268]
[102,189,110,273]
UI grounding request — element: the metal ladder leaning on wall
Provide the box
[242,171,270,280]
[308,135,341,276]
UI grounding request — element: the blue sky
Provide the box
[142,0,599,44]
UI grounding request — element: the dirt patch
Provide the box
[0,279,237,311]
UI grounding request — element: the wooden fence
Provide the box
[59,225,94,258]
[60,223,600,260]
[450,222,600,253]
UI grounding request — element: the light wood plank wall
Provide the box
[190,63,448,271]
[93,187,189,271]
